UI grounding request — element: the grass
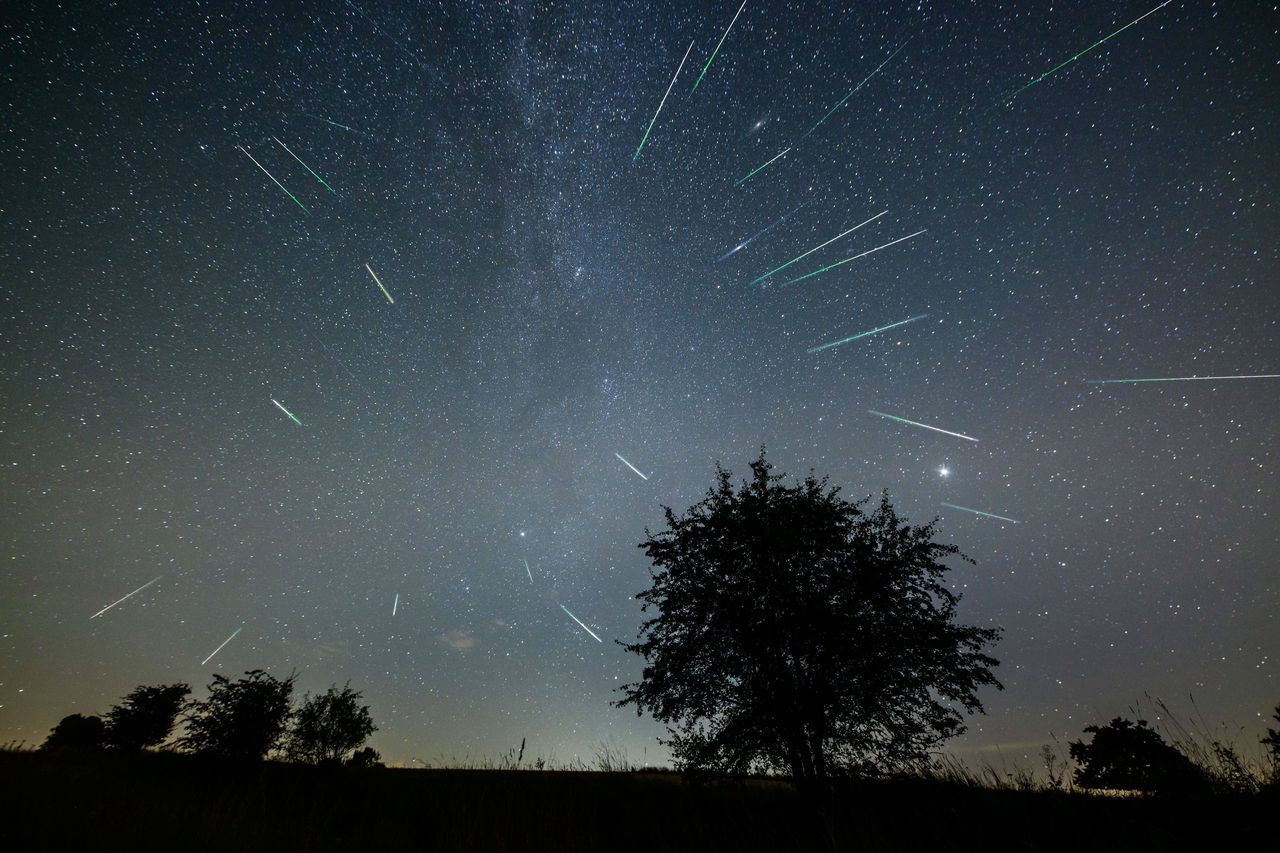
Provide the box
[0,747,1271,852]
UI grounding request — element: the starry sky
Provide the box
[2,1,1276,767]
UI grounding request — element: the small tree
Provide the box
[616,451,1002,782]
[346,746,383,769]
[103,683,190,751]
[1263,704,1280,785]
[179,670,295,760]
[41,714,106,751]
[1069,717,1207,794]
[284,683,377,765]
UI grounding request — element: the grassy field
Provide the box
[0,749,1270,852]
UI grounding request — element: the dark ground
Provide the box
[0,749,1269,852]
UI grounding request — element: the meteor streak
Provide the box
[365,263,395,303]
[201,627,243,666]
[272,136,335,193]
[560,604,603,643]
[1000,0,1173,106]
[751,211,887,286]
[90,576,160,619]
[393,593,399,616]
[718,197,815,261]
[1087,374,1280,384]
[779,229,927,288]
[797,39,911,144]
[238,145,309,214]
[615,452,649,480]
[735,147,790,186]
[868,410,978,443]
[634,40,695,162]
[691,0,749,94]
[808,314,928,353]
[524,559,534,583]
[941,503,1021,524]
[272,398,302,427]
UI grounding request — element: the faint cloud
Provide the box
[441,629,476,651]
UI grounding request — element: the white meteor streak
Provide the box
[941,503,1021,524]
[524,559,534,583]
[560,604,603,643]
[779,229,927,288]
[1087,374,1280,384]
[634,40,695,161]
[751,211,888,285]
[201,627,243,666]
[272,398,302,426]
[90,576,161,620]
[615,452,649,480]
[392,593,399,616]
[868,409,979,443]
[365,263,395,304]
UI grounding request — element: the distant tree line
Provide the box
[41,670,380,768]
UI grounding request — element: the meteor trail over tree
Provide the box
[735,147,790,186]
[200,627,243,666]
[808,314,928,353]
[1087,374,1280,384]
[999,0,1173,106]
[560,604,603,643]
[779,229,928,287]
[690,0,748,94]
[272,136,334,193]
[868,410,978,443]
[634,40,694,162]
[271,398,302,427]
[90,576,161,619]
[751,211,887,286]
[616,452,649,480]
[941,503,1021,524]
[238,145,309,214]
[365,263,395,304]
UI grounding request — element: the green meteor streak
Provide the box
[808,314,928,353]
[1087,374,1280,384]
[238,145,310,214]
[780,229,927,288]
[797,39,911,144]
[365,263,395,304]
[634,41,695,162]
[272,398,302,427]
[751,210,887,286]
[273,136,335,193]
[690,0,748,94]
[1000,0,1173,105]
[941,503,1021,524]
[735,147,790,186]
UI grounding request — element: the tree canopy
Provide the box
[1069,717,1207,794]
[284,683,377,765]
[179,670,295,760]
[41,714,106,752]
[615,451,1002,782]
[103,683,190,751]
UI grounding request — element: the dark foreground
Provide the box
[0,750,1269,852]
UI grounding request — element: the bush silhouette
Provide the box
[103,683,190,751]
[346,746,383,769]
[284,683,377,765]
[1069,717,1208,794]
[179,670,295,760]
[41,714,106,751]
[615,450,1002,782]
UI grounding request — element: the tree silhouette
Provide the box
[178,670,295,760]
[1262,704,1280,786]
[41,714,106,751]
[346,746,384,769]
[1069,717,1207,794]
[283,683,377,765]
[103,683,190,751]
[615,451,1002,782]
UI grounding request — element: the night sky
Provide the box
[2,1,1276,768]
